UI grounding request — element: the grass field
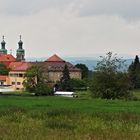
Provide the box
[0,95,140,140]
[133,89,140,99]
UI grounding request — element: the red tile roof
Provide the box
[9,62,31,71]
[42,54,80,72]
[45,61,81,72]
[7,54,80,72]
[0,75,8,81]
[46,54,65,62]
[0,54,16,62]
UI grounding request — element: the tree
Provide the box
[90,52,130,99]
[70,79,87,91]
[58,65,72,91]
[24,64,51,95]
[134,55,139,67]
[128,55,140,89]
[35,82,52,96]
[75,64,89,79]
[0,63,9,75]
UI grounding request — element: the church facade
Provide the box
[0,36,81,91]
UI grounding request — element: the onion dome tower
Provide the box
[16,35,25,61]
[0,36,7,54]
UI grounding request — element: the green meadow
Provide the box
[0,93,140,140]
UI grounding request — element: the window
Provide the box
[15,74,18,77]
[0,81,4,85]
[10,74,18,77]
[12,82,15,85]
[19,74,23,77]
[17,82,21,85]
[9,74,14,77]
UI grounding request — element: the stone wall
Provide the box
[48,71,81,83]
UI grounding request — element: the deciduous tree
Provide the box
[90,52,130,99]
[0,63,9,75]
[24,64,51,95]
[75,64,89,79]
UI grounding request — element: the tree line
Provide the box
[0,52,140,99]
[23,52,139,99]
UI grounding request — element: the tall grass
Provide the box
[0,107,139,139]
[0,96,139,139]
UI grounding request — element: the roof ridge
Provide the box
[45,54,65,62]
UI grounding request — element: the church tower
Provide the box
[0,36,7,54]
[16,35,25,61]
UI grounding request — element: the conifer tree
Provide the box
[59,65,72,91]
[128,55,140,89]
[134,55,139,66]
[61,65,70,82]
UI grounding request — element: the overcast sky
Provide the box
[1,0,140,58]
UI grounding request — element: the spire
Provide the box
[16,35,25,61]
[1,36,6,49]
[0,35,7,54]
[18,35,23,49]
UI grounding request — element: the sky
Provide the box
[1,0,140,58]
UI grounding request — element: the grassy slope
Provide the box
[0,96,140,140]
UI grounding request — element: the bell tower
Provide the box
[0,36,7,54]
[16,35,25,61]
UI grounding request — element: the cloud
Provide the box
[79,0,140,20]
[0,0,140,20]
[0,0,140,58]
[0,7,140,58]
[0,0,78,16]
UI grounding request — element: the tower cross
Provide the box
[20,35,22,40]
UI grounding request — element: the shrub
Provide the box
[70,79,87,91]
[35,82,52,96]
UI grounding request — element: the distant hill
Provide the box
[26,57,133,71]
[65,57,133,71]
[26,57,47,62]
